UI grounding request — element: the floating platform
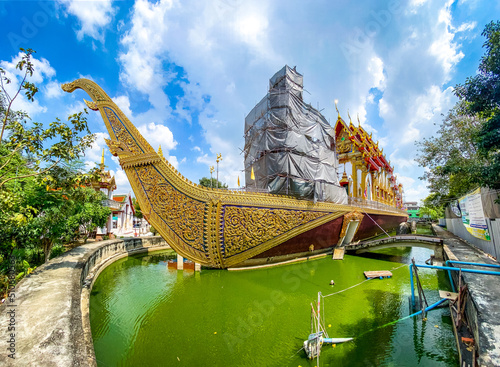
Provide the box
[364,270,392,279]
[333,248,345,260]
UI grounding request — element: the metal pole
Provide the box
[216,153,222,189]
[445,260,500,269]
[445,260,500,292]
[410,263,500,304]
[210,166,214,188]
[410,264,415,307]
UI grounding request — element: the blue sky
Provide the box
[1,0,498,203]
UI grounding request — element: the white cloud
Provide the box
[174,81,208,124]
[196,153,212,166]
[113,95,133,119]
[65,100,87,117]
[367,56,386,91]
[44,81,64,99]
[168,155,179,169]
[410,0,429,6]
[389,150,417,170]
[456,21,477,33]
[397,175,429,202]
[137,121,177,152]
[110,168,132,195]
[84,131,109,170]
[57,0,116,41]
[232,11,269,52]
[428,3,465,81]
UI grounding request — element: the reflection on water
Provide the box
[90,246,458,366]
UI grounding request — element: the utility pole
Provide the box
[210,166,214,188]
[216,153,222,189]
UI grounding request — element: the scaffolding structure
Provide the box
[244,65,348,204]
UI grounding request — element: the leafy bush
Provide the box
[49,245,65,259]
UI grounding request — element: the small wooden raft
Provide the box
[364,270,392,279]
[333,248,345,260]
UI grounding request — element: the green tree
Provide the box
[416,21,500,203]
[4,172,111,263]
[9,178,72,263]
[132,197,143,219]
[418,194,445,221]
[455,21,500,190]
[0,48,97,266]
[0,48,95,189]
[415,102,484,203]
[199,176,228,189]
[66,187,112,244]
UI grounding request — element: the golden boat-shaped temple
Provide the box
[62,66,407,269]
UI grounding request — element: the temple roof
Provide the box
[334,116,393,173]
[91,148,117,191]
[113,194,128,203]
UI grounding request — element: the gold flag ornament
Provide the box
[251,166,255,180]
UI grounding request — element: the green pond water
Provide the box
[90,246,459,366]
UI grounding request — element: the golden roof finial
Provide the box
[357,113,361,128]
[158,145,163,158]
[347,109,352,124]
[334,99,340,118]
[100,148,105,168]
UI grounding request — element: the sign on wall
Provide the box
[459,188,491,241]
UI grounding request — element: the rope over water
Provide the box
[321,263,407,298]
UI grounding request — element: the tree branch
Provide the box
[0,158,60,188]
[0,145,23,172]
[1,68,28,142]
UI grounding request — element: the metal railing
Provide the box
[348,197,407,215]
[226,187,406,215]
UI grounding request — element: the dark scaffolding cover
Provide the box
[244,65,348,204]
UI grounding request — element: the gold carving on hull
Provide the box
[135,166,205,252]
[339,211,365,239]
[223,207,326,257]
[62,78,407,268]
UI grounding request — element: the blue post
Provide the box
[408,298,448,318]
[447,268,456,293]
[410,264,415,307]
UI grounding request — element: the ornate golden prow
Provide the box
[62,78,358,268]
[62,78,155,157]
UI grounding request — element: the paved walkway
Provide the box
[0,237,168,367]
[433,225,500,366]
